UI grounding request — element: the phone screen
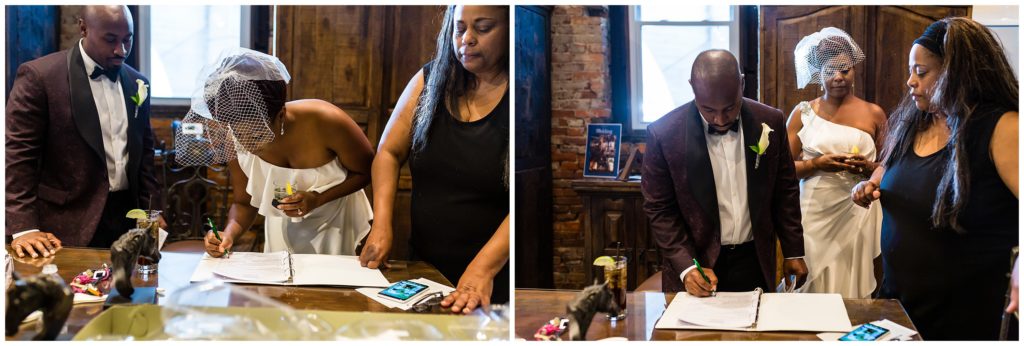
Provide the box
[379,281,429,301]
[839,323,889,341]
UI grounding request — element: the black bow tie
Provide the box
[707,121,740,135]
[90,66,118,82]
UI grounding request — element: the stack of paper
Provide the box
[190,251,389,288]
[210,251,291,283]
[675,290,760,328]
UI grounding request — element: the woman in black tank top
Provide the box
[852,18,1019,340]
[361,5,510,313]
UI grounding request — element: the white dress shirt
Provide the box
[79,39,130,192]
[14,41,130,239]
[703,115,754,246]
[678,114,801,284]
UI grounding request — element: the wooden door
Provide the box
[865,6,970,113]
[515,5,554,289]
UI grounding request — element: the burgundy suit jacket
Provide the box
[6,47,158,246]
[641,98,804,292]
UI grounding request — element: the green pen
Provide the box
[208,218,229,257]
[693,258,716,296]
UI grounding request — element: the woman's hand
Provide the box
[359,223,393,269]
[810,153,854,172]
[277,191,322,217]
[204,228,233,258]
[851,180,882,208]
[441,270,494,314]
[842,155,875,177]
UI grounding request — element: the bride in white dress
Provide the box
[785,28,887,298]
[184,49,375,257]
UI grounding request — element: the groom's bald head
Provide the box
[689,50,745,132]
[79,5,134,71]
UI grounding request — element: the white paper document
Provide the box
[655,289,853,332]
[190,251,389,288]
[675,290,761,328]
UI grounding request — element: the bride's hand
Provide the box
[278,191,322,217]
[811,154,854,172]
[843,155,873,176]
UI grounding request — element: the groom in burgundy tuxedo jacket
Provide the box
[642,50,808,295]
[6,6,159,257]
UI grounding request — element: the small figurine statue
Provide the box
[110,227,161,298]
[5,272,73,340]
[566,281,623,341]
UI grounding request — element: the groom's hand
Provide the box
[684,268,718,297]
[783,258,809,287]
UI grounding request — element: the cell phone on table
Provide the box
[839,323,889,341]
[378,280,429,303]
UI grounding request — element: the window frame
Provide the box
[136,5,254,107]
[627,5,740,131]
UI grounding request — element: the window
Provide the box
[138,6,251,103]
[629,5,739,129]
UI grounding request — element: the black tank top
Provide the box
[879,106,1017,340]
[409,62,510,303]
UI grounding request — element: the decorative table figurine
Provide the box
[566,282,623,341]
[6,270,73,340]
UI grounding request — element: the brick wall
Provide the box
[550,6,612,289]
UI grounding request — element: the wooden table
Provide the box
[515,289,922,341]
[6,247,453,340]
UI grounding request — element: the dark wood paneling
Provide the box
[277,6,384,126]
[516,167,553,288]
[867,6,970,113]
[385,7,444,108]
[5,5,59,100]
[515,5,554,289]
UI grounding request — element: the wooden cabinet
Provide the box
[573,179,659,291]
[760,6,970,116]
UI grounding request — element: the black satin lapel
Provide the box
[121,69,137,122]
[120,69,143,198]
[741,100,765,224]
[68,47,105,163]
[684,103,720,230]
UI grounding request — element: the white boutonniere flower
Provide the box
[748,123,773,169]
[131,79,148,118]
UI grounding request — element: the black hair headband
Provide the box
[914,20,947,57]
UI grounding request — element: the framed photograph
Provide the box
[583,123,622,178]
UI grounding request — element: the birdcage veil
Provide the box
[794,27,865,89]
[174,48,291,167]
